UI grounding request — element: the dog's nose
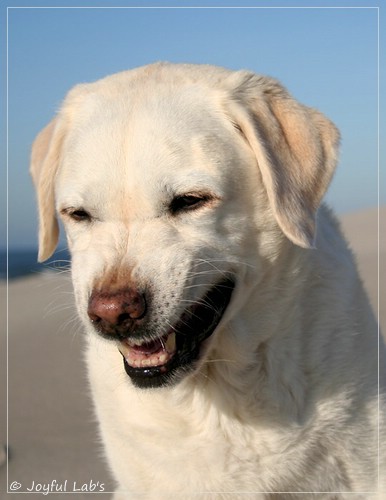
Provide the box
[87,288,147,338]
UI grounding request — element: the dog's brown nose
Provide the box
[87,288,147,338]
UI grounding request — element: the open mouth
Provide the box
[118,278,235,388]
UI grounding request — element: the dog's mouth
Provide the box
[118,278,235,388]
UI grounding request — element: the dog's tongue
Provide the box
[130,338,163,355]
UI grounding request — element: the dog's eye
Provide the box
[170,195,209,214]
[64,208,92,222]
[70,209,91,221]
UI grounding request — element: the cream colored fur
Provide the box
[30,63,385,499]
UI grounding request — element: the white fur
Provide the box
[31,63,385,499]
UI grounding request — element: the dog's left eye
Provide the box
[169,194,209,214]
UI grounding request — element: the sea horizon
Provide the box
[0,247,71,280]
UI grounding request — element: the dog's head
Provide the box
[30,63,339,388]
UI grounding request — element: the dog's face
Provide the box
[56,83,259,388]
[30,63,339,388]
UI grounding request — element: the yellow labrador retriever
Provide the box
[31,63,384,499]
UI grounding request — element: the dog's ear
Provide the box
[30,117,64,262]
[227,72,340,248]
[30,84,93,262]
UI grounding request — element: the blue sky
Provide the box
[1,0,383,248]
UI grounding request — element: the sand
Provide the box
[0,207,384,498]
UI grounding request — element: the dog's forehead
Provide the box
[56,82,248,211]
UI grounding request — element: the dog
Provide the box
[30,62,385,499]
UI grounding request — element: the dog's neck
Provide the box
[169,241,313,428]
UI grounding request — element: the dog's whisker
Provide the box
[58,316,83,338]
[191,368,218,386]
[181,283,216,291]
[201,358,238,366]
[194,257,257,270]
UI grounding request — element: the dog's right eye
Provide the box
[61,208,92,222]
[71,209,91,221]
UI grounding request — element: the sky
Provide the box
[1,0,383,249]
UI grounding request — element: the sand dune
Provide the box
[0,207,384,498]
[339,206,385,333]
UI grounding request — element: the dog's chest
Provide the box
[104,411,270,494]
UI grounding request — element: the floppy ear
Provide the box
[30,117,64,262]
[227,72,340,248]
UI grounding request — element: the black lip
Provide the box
[123,278,235,388]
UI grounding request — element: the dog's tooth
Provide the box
[159,353,167,364]
[126,350,173,369]
[165,332,176,353]
[125,357,134,367]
